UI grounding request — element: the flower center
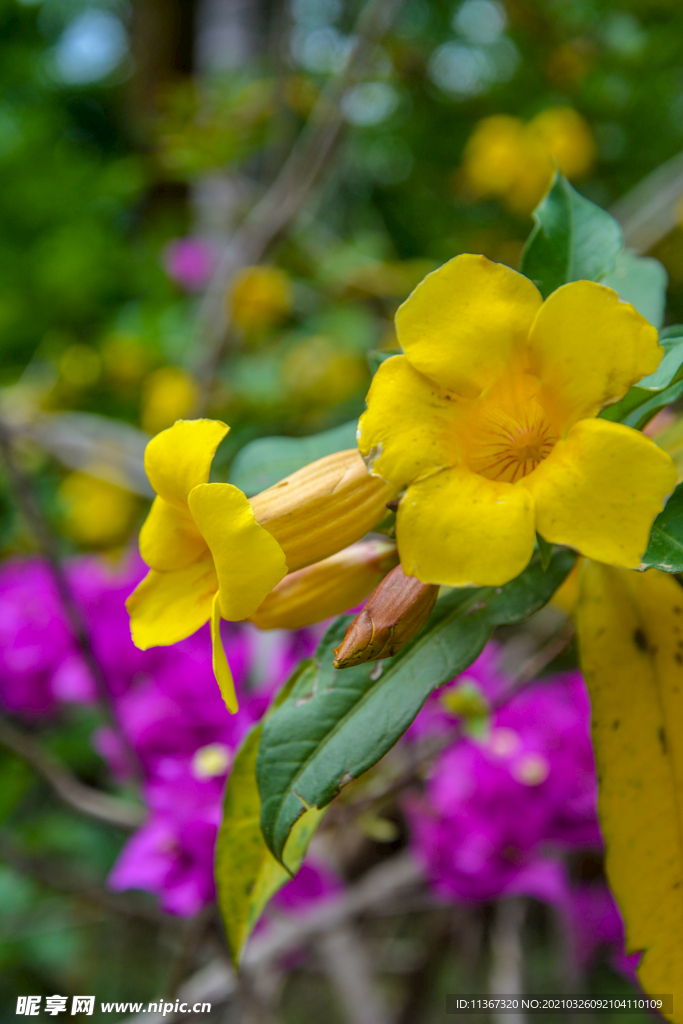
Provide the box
[464,402,558,483]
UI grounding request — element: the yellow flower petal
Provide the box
[528,282,662,426]
[188,482,287,620]
[144,419,229,512]
[211,592,238,714]
[396,466,536,586]
[249,450,396,572]
[139,496,208,571]
[126,555,217,649]
[357,355,459,486]
[522,418,676,567]
[395,254,542,398]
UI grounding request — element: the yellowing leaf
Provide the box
[577,563,683,1019]
[215,719,325,966]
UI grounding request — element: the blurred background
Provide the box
[1,0,683,1019]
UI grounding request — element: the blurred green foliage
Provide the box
[3,0,683,1015]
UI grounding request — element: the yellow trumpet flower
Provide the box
[358,254,677,588]
[126,419,287,713]
[127,420,396,711]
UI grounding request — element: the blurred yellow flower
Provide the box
[59,470,138,547]
[103,335,152,385]
[141,366,199,435]
[228,265,292,334]
[283,336,367,408]
[358,255,675,587]
[460,107,596,215]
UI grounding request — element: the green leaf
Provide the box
[215,668,327,965]
[519,172,622,299]
[257,549,575,862]
[640,483,683,573]
[599,325,683,430]
[228,420,358,496]
[367,349,400,376]
[536,533,553,571]
[599,250,668,329]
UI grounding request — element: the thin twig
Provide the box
[0,712,144,829]
[192,0,406,398]
[0,418,142,779]
[0,831,161,922]
[317,922,392,1024]
[121,853,423,1024]
[489,898,527,1024]
[610,149,683,254]
[163,906,216,1001]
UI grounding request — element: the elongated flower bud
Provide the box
[250,539,398,630]
[333,563,439,669]
[249,449,397,572]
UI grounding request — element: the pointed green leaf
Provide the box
[215,668,326,965]
[228,420,358,496]
[520,173,622,298]
[640,483,683,573]
[536,534,553,572]
[600,250,668,329]
[257,550,575,862]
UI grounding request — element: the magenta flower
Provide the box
[163,238,216,291]
[406,672,601,903]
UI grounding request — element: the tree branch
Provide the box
[192,0,406,397]
[0,831,161,922]
[0,712,144,829]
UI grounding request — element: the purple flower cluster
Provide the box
[406,648,636,975]
[0,554,320,915]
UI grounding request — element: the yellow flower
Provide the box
[141,366,199,435]
[461,108,595,215]
[358,255,677,588]
[228,266,292,334]
[59,470,138,547]
[127,419,288,713]
[127,420,396,709]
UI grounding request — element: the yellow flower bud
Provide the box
[333,563,439,669]
[228,266,292,334]
[251,539,398,630]
[141,367,199,436]
[249,448,398,572]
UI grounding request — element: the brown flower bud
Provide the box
[250,539,398,631]
[249,449,397,573]
[333,563,439,669]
